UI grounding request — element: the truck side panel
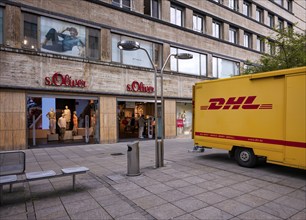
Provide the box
[284,74,306,168]
[193,67,306,169]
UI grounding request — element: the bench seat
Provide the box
[0,175,17,184]
[61,166,89,174]
[26,170,56,180]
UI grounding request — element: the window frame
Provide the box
[112,0,132,10]
[229,26,238,44]
[86,28,101,60]
[278,18,284,30]
[243,1,251,17]
[212,20,222,39]
[256,36,264,52]
[193,13,204,33]
[112,33,162,69]
[229,0,238,11]
[170,47,207,77]
[244,32,252,48]
[170,4,183,27]
[212,56,240,78]
[256,7,264,23]
[22,13,38,50]
[144,0,160,19]
[268,13,274,28]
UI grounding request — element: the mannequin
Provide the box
[46,108,56,134]
[63,105,71,129]
[91,113,96,136]
[72,111,78,136]
[57,113,66,141]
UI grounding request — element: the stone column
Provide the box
[4,5,22,48]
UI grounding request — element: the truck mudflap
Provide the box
[188,146,205,153]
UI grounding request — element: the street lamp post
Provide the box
[159,53,193,166]
[117,40,193,168]
[117,40,160,168]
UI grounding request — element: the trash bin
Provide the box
[127,141,140,176]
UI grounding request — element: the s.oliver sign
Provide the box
[45,72,86,88]
[127,81,154,93]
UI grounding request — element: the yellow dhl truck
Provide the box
[192,67,306,169]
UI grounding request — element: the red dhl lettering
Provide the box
[200,96,272,110]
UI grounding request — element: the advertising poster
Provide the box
[40,17,86,57]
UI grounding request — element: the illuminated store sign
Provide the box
[127,81,154,93]
[45,72,86,88]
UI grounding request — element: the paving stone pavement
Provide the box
[0,139,305,220]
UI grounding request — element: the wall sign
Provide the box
[126,81,154,93]
[45,72,86,88]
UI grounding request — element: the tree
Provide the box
[242,28,306,74]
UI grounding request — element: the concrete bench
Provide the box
[0,151,89,204]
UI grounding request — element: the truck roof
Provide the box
[196,66,306,85]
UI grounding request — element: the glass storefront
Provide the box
[176,102,192,137]
[117,100,157,140]
[27,95,99,147]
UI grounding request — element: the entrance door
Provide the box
[117,101,155,140]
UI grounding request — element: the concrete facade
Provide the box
[0,0,304,150]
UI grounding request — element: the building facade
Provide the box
[0,0,304,150]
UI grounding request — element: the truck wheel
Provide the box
[235,148,257,168]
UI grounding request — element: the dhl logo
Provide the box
[200,96,273,110]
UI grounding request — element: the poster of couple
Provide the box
[40,17,86,57]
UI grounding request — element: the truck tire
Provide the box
[235,148,257,168]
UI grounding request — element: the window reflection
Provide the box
[213,57,240,78]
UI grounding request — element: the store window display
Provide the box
[117,101,155,140]
[27,96,99,146]
[176,103,192,136]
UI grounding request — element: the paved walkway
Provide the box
[1,139,305,220]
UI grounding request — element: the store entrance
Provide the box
[117,101,156,140]
[27,95,99,147]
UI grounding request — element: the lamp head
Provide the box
[175,53,193,59]
[117,40,140,51]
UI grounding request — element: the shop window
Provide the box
[87,28,100,59]
[111,34,162,69]
[176,103,192,136]
[193,14,204,33]
[212,20,222,39]
[27,96,99,146]
[23,13,38,50]
[112,0,132,10]
[243,1,251,17]
[170,4,183,27]
[0,8,3,44]
[244,32,252,48]
[213,57,239,78]
[118,101,156,140]
[170,47,207,76]
[229,27,238,44]
[144,0,160,19]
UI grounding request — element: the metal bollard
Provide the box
[127,141,141,176]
